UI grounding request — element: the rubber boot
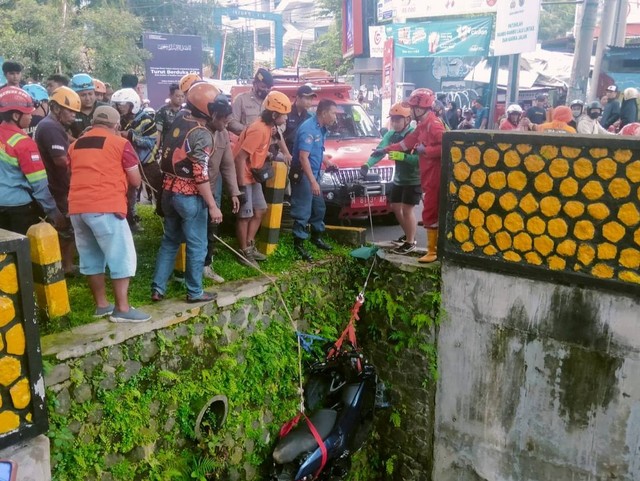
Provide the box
[294,237,313,261]
[311,232,332,251]
[418,228,438,263]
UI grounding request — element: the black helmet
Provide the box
[586,100,602,112]
[210,94,232,117]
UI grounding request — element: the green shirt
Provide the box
[365,126,420,186]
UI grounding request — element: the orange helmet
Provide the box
[93,79,107,94]
[186,82,221,119]
[263,91,291,114]
[180,73,202,94]
[50,86,81,113]
[552,105,573,123]
[407,88,435,109]
[389,102,411,117]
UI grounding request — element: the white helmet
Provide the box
[111,88,141,114]
[623,87,639,101]
[506,104,523,114]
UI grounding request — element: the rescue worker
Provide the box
[534,106,576,133]
[600,85,621,129]
[179,73,201,95]
[499,104,529,131]
[374,88,445,264]
[151,82,222,303]
[69,73,100,139]
[360,103,420,255]
[577,101,611,135]
[290,98,338,261]
[1,61,23,90]
[284,85,316,153]
[22,84,49,138]
[568,99,586,130]
[0,87,63,233]
[93,79,107,102]
[620,88,639,129]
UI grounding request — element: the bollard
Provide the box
[174,243,186,282]
[257,161,288,255]
[26,222,70,317]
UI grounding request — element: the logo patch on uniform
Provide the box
[173,127,180,138]
[303,134,314,145]
[31,153,41,162]
[51,144,65,151]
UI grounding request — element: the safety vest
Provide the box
[160,115,211,179]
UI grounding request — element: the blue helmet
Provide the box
[70,73,94,92]
[22,84,49,103]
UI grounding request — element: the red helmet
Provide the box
[0,87,35,114]
[407,88,435,109]
[620,122,640,137]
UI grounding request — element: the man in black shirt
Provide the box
[284,85,316,152]
[600,85,621,129]
[525,94,548,125]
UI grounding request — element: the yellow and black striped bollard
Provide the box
[257,162,288,255]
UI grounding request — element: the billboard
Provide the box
[493,0,542,56]
[392,0,497,20]
[143,32,202,108]
[369,26,388,58]
[342,0,365,58]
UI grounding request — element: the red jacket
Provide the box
[384,111,445,162]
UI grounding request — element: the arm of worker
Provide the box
[16,144,61,220]
[227,97,245,136]
[365,131,394,167]
[187,129,222,223]
[425,119,445,159]
[275,128,292,164]
[297,149,320,196]
[122,142,142,188]
[220,142,241,197]
[383,123,422,153]
[128,118,158,151]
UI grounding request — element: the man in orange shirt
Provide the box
[232,91,291,267]
[534,106,576,133]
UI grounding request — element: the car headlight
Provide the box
[319,172,337,187]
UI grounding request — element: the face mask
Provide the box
[571,108,582,117]
[589,111,601,119]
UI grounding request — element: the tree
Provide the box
[220,29,255,80]
[538,3,577,41]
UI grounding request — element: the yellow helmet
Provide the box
[179,73,202,94]
[263,91,291,114]
[50,86,81,113]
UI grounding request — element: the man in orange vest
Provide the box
[67,105,151,323]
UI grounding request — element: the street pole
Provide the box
[507,54,520,104]
[589,0,616,101]
[612,0,628,46]
[487,56,500,129]
[568,0,598,102]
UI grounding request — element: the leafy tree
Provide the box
[538,3,576,41]
[220,29,255,80]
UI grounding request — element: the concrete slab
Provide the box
[0,435,50,481]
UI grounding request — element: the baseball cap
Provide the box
[254,68,274,88]
[606,85,618,92]
[296,85,317,98]
[535,94,548,101]
[93,105,121,125]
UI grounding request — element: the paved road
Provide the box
[344,203,427,248]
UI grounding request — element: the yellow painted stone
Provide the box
[39,281,70,317]
[451,146,463,163]
[577,244,596,266]
[504,212,524,233]
[540,197,561,217]
[483,149,500,167]
[547,219,568,238]
[469,209,485,228]
[582,181,604,201]
[27,222,62,265]
[519,193,539,214]
[613,149,633,163]
[548,255,566,271]
[619,248,640,269]
[626,160,640,183]
[563,201,585,218]
[557,239,577,257]
[454,224,470,243]
[620,271,640,284]
[453,162,471,182]
[454,205,469,222]
[596,158,618,180]
[602,221,626,243]
[592,263,614,278]
[461,242,475,252]
[527,216,547,235]
[573,158,594,179]
[473,227,490,246]
[0,263,18,295]
[534,235,554,256]
[449,182,457,194]
[609,178,631,199]
[9,378,31,410]
[477,192,496,211]
[587,203,610,220]
[0,357,21,386]
[488,172,507,190]
[6,324,25,356]
[470,169,487,188]
[574,220,595,241]
[458,185,476,204]
[503,251,522,262]
[525,252,543,265]
[524,155,546,173]
[559,177,579,197]
[504,150,522,167]
[499,193,518,211]
[534,173,554,194]
[549,158,570,178]
[0,297,15,328]
[618,202,640,226]
[497,143,512,152]
[486,214,503,233]
[495,231,512,251]
[25,413,32,423]
[483,245,498,255]
[590,148,609,159]
[636,228,640,246]
[0,411,19,434]
[0,334,3,351]
[597,243,617,260]
[540,145,559,160]
[465,146,481,165]
[561,146,581,159]
[516,144,532,155]
[507,171,528,191]
[0,255,4,263]
[513,232,533,252]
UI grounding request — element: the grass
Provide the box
[41,205,349,335]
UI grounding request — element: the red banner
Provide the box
[381,38,394,100]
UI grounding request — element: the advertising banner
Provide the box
[392,0,497,20]
[342,0,364,58]
[381,38,394,127]
[377,0,394,22]
[385,16,493,58]
[369,26,388,58]
[143,32,202,108]
[493,0,541,56]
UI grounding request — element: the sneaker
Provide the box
[93,303,114,318]
[249,241,267,261]
[186,291,217,303]
[203,266,225,283]
[392,241,417,255]
[109,307,152,323]
[239,248,259,268]
[391,235,406,246]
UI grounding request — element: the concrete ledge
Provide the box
[0,434,50,481]
[325,225,367,246]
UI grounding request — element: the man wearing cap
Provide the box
[67,105,151,323]
[284,85,317,153]
[228,68,274,136]
[1,61,23,90]
[601,85,621,129]
[525,94,548,125]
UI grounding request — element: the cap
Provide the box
[535,93,548,101]
[254,68,274,87]
[296,85,317,98]
[606,85,618,92]
[93,105,121,125]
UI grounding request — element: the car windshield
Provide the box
[310,104,380,139]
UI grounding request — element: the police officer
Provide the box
[228,68,274,136]
[284,85,317,153]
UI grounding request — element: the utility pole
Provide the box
[568,0,598,102]
[589,0,616,101]
[612,0,628,46]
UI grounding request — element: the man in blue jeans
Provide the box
[151,83,224,303]
[290,99,338,261]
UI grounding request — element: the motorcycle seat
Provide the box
[273,409,338,464]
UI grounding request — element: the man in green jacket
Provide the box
[360,102,420,254]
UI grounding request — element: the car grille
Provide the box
[338,166,394,184]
